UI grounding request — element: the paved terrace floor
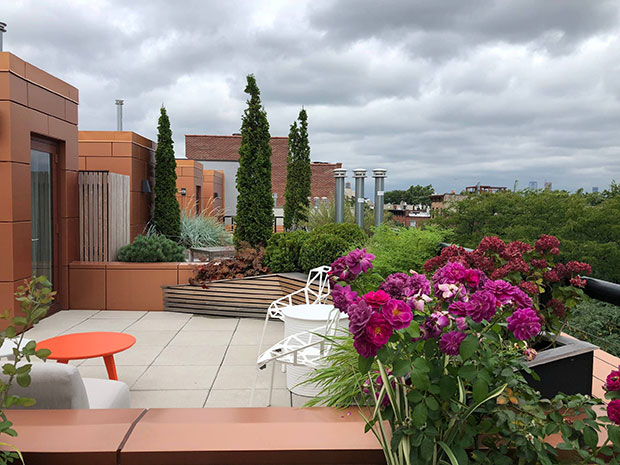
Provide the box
[23,310,310,408]
[23,310,620,409]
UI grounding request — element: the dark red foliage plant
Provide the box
[189,243,270,284]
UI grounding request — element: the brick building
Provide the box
[185,134,341,215]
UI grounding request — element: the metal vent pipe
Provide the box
[115,99,124,131]
[353,169,366,229]
[0,22,6,52]
[373,169,387,227]
[333,168,346,223]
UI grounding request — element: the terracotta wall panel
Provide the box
[27,82,65,120]
[0,72,28,105]
[0,53,26,75]
[24,62,73,100]
[0,221,31,282]
[106,266,178,310]
[69,267,106,309]
[85,156,132,175]
[112,141,132,157]
[0,162,31,222]
[65,100,78,125]
[79,141,112,157]
[59,169,79,219]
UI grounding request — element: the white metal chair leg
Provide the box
[257,314,270,358]
[268,361,276,406]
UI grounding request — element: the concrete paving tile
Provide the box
[51,310,100,318]
[205,389,291,408]
[78,365,148,388]
[212,364,287,390]
[91,310,147,320]
[153,345,226,366]
[130,389,209,408]
[132,365,219,390]
[169,330,234,346]
[65,319,137,333]
[292,393,315,408]
[121,330,178,347]
[183,316,239,331]
[223,345,260,365]
[230,328,283,346]
[125,318,188,332]
[81,345,163,366]
[140,311,192,321]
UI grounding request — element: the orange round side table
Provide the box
[36,332,136,381]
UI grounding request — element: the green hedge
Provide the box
[264,231,310,272]
[312,223,367,248]
[299,233,349,272]
[117,234,185,262]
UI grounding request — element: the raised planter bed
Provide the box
[524,334,598,398]
[163,273,313,318]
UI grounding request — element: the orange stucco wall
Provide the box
[79,131,155,240]
[0,52,79,323]
[203,169,224,215]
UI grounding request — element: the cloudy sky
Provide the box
[4,0,620,193]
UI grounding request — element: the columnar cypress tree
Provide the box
[152,106,181,239]
[283,108,312,230]
[234,75,274,248]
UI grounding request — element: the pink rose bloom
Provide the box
[382,299,412,330]
[448,301,471,317]
[438,283,460,299]
[608,399,620,425]
[439,331,467,356]
[365,313,393,347]
[354,335,379,358]
[464,269,481,288]
[456,317,468,331]
[363,290,391,309]
[506,308,541,341]
[606,369,620,391]
[411,293,432,312]
[467,290,498,323]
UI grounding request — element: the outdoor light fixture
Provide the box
[141,180,151,194]
[180,188,187,196]
[213,192,219,199]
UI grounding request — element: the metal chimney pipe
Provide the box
[373,169,387,227]
[353,169,366,229]
[115,99,124,131]
[333,168,346,223]
[0,22,7,52]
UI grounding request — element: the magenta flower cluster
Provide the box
[330,248,375,283]
[606,367,620,425]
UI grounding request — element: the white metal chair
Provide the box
[256,266,331,357]
[251,306,344,406]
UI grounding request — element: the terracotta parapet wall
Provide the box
[4,407,384,465]
[69,261,201,311]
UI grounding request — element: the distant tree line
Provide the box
[431,182,620,283]
[384,184,434,207]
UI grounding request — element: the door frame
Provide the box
[31,136,61,307]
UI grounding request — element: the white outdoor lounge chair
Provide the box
[251,306,344,406]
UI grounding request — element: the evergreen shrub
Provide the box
[312,223,367,248]
[299,233,348,272]
[264,231,310,272]
[117,234,184,262]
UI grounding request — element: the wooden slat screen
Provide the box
[79,171,130,261]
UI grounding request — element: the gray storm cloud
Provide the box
[3,0,620,192]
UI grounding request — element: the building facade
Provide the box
[185,134,341,216]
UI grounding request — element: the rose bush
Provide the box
[325,236,618,465]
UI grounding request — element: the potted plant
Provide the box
[423,234,596,398]
[322,245,619,464]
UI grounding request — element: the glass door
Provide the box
[31,149,53,284]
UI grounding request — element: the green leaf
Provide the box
[412,357,431,373]
[36,348,51,359]
[411,371,431,391]
[440,376,457,401]
[12,317,27,326]
[458,364,476,381]
[608,425,620,448]
[392,359,409,377]
[16,373,30,388]
[2,364,16,376]
[583,426,598,449]
[425,396,439,411]
[473,378,489,403]
[412,402,428,428]
[358,354,374,374]
[5,326,16,338]
[459,334,478,360]
[407,321,420,339]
